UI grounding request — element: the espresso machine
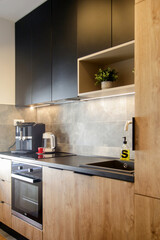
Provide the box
[13,122,45,154]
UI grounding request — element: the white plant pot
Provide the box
[101,81,113,89]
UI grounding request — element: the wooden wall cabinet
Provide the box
[135,0,160,198]
[43,167,134,240]
[0,158,11,228]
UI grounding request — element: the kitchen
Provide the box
[0,0,159,239]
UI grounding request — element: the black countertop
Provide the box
[0,152,134,183]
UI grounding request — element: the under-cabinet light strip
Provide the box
[79,91,135,102]
[30,104,51,109]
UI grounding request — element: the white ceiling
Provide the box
[0,0,47,22]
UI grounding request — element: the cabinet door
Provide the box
[0,158,11,182]
[31,0,52,104]
[135,194,160,240]
[0,202,11,228]
[43,167,134,240]
[112,0,134,46]
[51,0,77,101]
[77,0,111,58]
[0,180,11,204]
[135,0,160,198]
[15,13,32,106]
[12,215,42,240]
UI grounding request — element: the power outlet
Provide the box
[13,119,24,126]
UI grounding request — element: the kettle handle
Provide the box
[51,134,56,150]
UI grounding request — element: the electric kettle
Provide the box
[42,132,56,153]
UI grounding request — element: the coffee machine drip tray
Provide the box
[11,150,34,154]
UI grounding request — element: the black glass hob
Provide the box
[16,152,76,160]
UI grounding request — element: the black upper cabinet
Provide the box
[16,0,134,106]
[31,0,52,104]
[15,0,52,106]
[77,0,111,58]
[15,14,32,106]
[51,0,77,100]
[112,0,134,46]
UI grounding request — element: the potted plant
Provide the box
[95,67,118,89]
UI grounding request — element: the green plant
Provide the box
[95,67,118,86]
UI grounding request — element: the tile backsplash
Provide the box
[37,94,135,158]
[0,95,135,158]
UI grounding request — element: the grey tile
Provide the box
[0,104,37,125]
[0,124,15,149]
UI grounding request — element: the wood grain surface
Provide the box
[135,0,160,198]
[43,167,134,240]
[135,194,160,240]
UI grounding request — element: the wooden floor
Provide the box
[0,230,16,240]
[0,235,6,240]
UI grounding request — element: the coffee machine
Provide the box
[13,122,45,154]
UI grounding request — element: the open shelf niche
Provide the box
[78,40,135,99]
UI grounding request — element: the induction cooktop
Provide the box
[11,152,76,160]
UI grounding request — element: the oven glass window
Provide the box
[12,178,42,224]
[15,180,38,217]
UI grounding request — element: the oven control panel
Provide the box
[12,161,42,179]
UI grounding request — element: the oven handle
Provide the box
[11,174,41,183]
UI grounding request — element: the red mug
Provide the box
[38,147,44,153]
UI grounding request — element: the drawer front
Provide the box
[0,158,11,182]
[12,215,42,240]
[0,202,11,228]
[0,180,11,204]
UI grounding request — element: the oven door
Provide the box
[11,174,42,229]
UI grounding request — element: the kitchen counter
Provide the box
[0,152,134,182]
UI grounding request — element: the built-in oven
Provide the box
[11,161,42,229]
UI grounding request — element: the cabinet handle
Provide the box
[132,117,135,151]
[0,179,5,182]
[0,201,4,204]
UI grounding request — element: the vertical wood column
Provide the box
[135,0,160,198]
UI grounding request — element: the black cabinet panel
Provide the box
[31,0,52,104]
[51,0,77,101]
[77,0,111,58]
[112,0,134,46]
[15,14,32,106]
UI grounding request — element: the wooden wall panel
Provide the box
[135,194,160,240]
[135,0,160,197]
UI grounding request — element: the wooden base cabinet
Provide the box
[0,158,11,182]
[0,202,11,228]
[12,215,42,240]
[135,194,160,240]
[0,158,11,228]
[43,167,134,240]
